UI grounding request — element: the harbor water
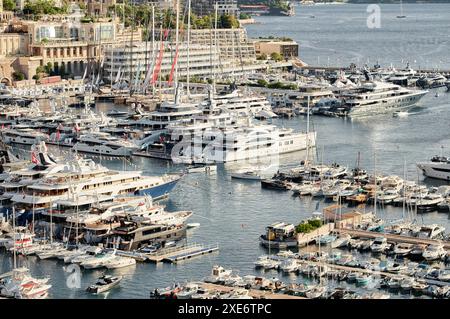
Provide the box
[246,3,450,69]
[2,3,450,299]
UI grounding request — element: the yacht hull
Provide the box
[347,90,427,117]
[137,177,180,200]
[417,162,450,180]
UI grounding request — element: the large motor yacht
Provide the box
[339,81,427,117]
[10,155,181,218]
[417,155,450,181]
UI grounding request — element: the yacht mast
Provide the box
[12,206,16,269]
[174,0,180,103]
[151,4,155,95]
[374,152,377,217]
[213,2,218,92]
[305,96,311,165]
[50,200,53,245]
[129,0,135,96]
[186,0,191,98]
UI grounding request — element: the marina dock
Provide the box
[197,283,306,299]
[267,257,450,287]
[335,228,450,251]
[146,243,219,263]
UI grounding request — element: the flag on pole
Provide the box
[151,29,170,85]
[31,151,38,164]
[168,47,179,86]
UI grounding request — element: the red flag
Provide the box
[151,29,170,85]
[31,152,38,164]
[168,47,179,86]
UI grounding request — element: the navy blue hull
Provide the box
[137,178,179,200]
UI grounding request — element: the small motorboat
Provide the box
[86,275,122,294]
[187,164,217,174]
[231,170,261,181]
[317,234,337,245]
[422,244,446,261]
[106,110,129,117]
[187,223,200,229]
[355,274,372,286]
[393,111,409,117]
[104,257,136,270]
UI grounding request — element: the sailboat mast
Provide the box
[129,0,135,96]
[50,200,53,244]
[403,159,407,221]
[76,194,79,246]
[374,152,377,217]
[213,2,218,91]
[151,4,155,95]
[144,2,150,94]
[305,95,310,164]
[174,0,180,101]
[12,206,16,269]
[32,191,35,235]
[186,0,191,98]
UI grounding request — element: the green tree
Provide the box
[12,72,25,81]
[270,52,283,62]
[3,0,16,11]
[219,14,239,29]
[308,219,322,229]
[295,222,313,234]
[23,0,68,16]
[257,53,268,61]
[257,79,268,87]
[239,12,251,20]
[44,62,53,75]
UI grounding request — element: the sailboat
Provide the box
[0,207,52,299]
[397,0,406,19]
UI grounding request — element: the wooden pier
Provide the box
[198,282,306,299]
[335,228,450,251]
[146,243,219,263]
[269,257,450,287]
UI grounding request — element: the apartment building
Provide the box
[102,42,223,83]
[191,0,239,17]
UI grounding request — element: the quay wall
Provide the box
[296,223,335,247]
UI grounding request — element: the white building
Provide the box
[102,42,223,84]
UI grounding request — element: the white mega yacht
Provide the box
[72,131,139,157]
[340,81,427,117]
[202,85,276,119]
[174,120,316,163]
[1,128,49,145]
[417,155,450,180]
[10,156,181,217]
